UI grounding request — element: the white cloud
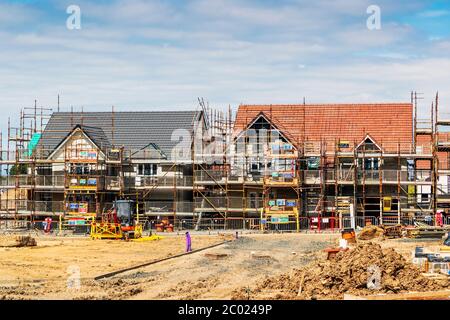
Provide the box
[0,3,41,26]
[79,0,179,25]
[0,0,448,130]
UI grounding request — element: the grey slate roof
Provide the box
[128,142,167,160]
[77,125,112,152]
[39,111,201,160]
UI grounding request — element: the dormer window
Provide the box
[356,134,382,153]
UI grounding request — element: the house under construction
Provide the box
[1,93,449,232]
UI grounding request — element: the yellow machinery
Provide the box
[91,222,123,240]
[90,200,143,240]
[383,197,392,212]
[132,234,163,242]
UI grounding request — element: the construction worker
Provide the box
[44,217,52,234]
[185,231,192,252]
[436,210,444,227]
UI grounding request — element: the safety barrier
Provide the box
[299,217,311,230]
[262,216,298,232]
[400,217,415,226]
[444,216,450,226]
[0,219,31,230]
[413,216,435,226]
[309,216,339,231]
[356,216,379,227]
[173,218,261,231]
[1,214,446,233]
[380,216,400,225]
[342,217,353,229]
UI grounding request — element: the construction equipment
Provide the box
[155,218,174,232]
[90,200,143,240]
[341,228,356,243]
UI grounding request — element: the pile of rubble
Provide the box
[232,243,449,300]
[358,225,385,240]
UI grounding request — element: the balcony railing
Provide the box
[66,175,102,190]
[0,175,194,189]
[194,170,230,183]
[0,169,435,190]
[0,141,438,166]
[303,169,432,184]
[134,176,193,187]
[0,200,64,214]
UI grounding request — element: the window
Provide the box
[70,164,90,175]
[37,166,52,176]
[138,164,157,176]
[360,158,379,170]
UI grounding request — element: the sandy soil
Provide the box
[128,233,339,300]
[0,233,224,299]
[0,231,446,300]
[231,240,449,300]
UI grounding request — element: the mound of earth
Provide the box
[232,242,449,300]
[358,226,385,240]
[0,235,37,247]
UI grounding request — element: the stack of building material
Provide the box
[384,225,402,239]
[406,222,447,239]
[358,225,384,240]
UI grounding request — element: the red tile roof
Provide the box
[234,104,414,152]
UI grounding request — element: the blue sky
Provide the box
[0,0,449,130]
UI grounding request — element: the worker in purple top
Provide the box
[185,231,192,252]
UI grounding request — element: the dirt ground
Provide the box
[0,233,225,299]
[0,232,447,300]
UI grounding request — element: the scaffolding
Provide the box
[0,93,448,232]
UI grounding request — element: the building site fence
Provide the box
[1,214,450,233]
[309,216,339,231]
[173,218,261,231]
[264,217,300,232]
[445,216,450,226]
[1,197,446,227]
[0,219,90,235]
[308,216,377,230]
